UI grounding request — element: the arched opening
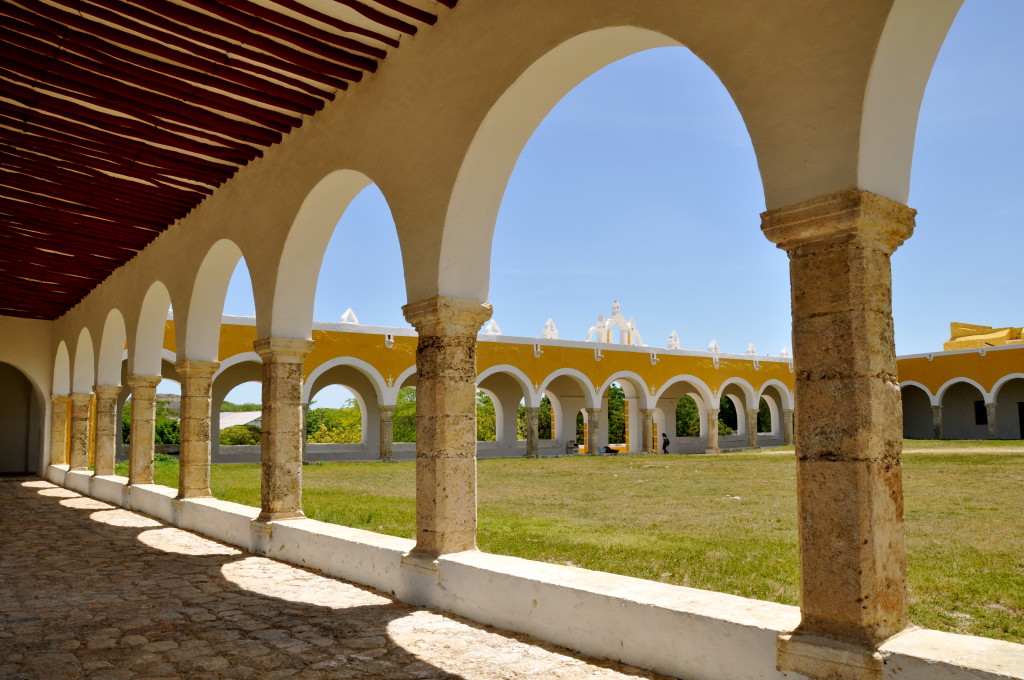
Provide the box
[655,377,714,454]
[993,377,1024,439]
[538,372,595,452]
[939,381,987,440]
[476,370,530,457]
[211,359,263,463]
[0,363,42,474]
[901,384,934,440]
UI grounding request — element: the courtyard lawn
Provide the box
[124,444,1023,644]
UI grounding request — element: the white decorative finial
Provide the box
[746,343,756,355]
[780,347,790,358]
[667,330,680,350]
[340,308,358,324]
[542,318,558,339]
[483,319,501,335]
[708,339,720,353]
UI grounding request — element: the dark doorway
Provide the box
[1018,402,1024,439]
[0,363,40,474]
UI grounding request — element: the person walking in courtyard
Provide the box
[661,432,670,454]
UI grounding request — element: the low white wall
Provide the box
[45,465,1024,680]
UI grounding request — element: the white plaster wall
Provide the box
[941,383,988,439]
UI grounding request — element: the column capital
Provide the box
[379,404,396,414]
[51,393,71,404]
[402,296,492,336]
[69,392,93,405]
[253,337,314,362]
[761,189,915,256]
[174,359,220,379]
[93,384,122,400]
[524,406,540,413]
[640,408,655,416]
[745,408,759,416]
[127,373,162,390]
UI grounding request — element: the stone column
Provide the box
[524,407,540,458]
[640,408,655,454]
[379,405,395,462]
[402,296,492,556]
[931,405,943,439]
[746,408,759,448]
[127,374,161,484]
[175,360,219,499]
[783,409,795,445]
[763,190,914,662]
[253,338,314,521]
[585,408,601,455]
[985,403,998,439]
[705,409,720,453]
[68,393,93,471]
[49,395,70,466]
[92,385,121,476]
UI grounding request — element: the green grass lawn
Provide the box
[124,442,1023,643]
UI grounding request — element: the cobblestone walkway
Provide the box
[0,479,674,680]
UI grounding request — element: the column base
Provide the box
[401,550,441,577]
[778,631,890,680]
[176,489,213,500]
[256,510,305,522]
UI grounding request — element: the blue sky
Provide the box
[211,2,1022,407]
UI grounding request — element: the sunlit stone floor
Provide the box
[0,478,673,679]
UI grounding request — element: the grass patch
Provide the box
[121,444,1022,643]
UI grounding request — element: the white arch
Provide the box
[756,379,794,411]
[858,0,963,203]
[936,377,990,404]
[303,357,387,405]
[538,368,599,410]
[991,373,1024,401]
[596,371,651,410]
[71,327,95,394]
[133,281,172,376]
[440,27,679,300]
[186,239,245,361]
[651,374,715,408]
[716,377,757,408]
[270,169,377,340]
[52,341,70,396]
[97,309,126,387]
[477,364,539,408]
[213,351,262,381]
[898,380,937,406]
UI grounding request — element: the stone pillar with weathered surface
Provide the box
[49,395,70,466]
[640,408,655,454]
[68,393,93,471]
[379,405,395,462]
[763,190,915,672]
[746,408,759,448]
[524,407,540,458]
[175,360,219,499]
[705,409,720,453]
[586,408,601,455]
[783,409,795,445]
[127,374,161,484]
[931,405,943,440]
[402,297,491,556]
[986,402,998,439]
[92,385,121,476]
[254,338,313,521]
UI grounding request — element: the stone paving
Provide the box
[0,478,675,680]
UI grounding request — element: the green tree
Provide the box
[676,396,701,437]
[576,411,584,443]
[476,392,496,441]
[220,424,261,445]
[393,387,417,442]
[517,395,554,440]
[220,400,262,412]
[606,383,625,443]
[305,398,362,443]
[757,398,772,433]
[718,396,736,435]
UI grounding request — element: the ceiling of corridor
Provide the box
[0,0,454,320]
